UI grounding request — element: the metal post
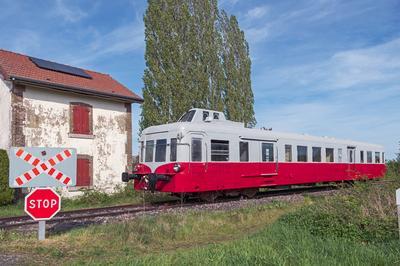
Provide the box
[396,189,400,240]
[38,220,46,241]
[398,205,400,240]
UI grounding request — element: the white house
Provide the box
[0,49,143,195]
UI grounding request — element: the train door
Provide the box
[260,142,278,177]
[190,134,207,187]
[347,146,356,178]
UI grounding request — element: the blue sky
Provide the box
[0,0,399,158]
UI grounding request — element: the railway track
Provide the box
[0,185,337,231]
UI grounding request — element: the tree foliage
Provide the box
[140,0,256,130]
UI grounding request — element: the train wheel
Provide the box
[241,188,258,199]
[199,192,218,202]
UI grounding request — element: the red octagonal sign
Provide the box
[25,188,61,221]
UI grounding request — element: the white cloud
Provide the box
[246,6,268,20]
[244,25,270,44]
[253,38,400,158]
[53,0,88,23]
[69,21,145,66]
[255,38,400,95]
[9,29,41,54]
[219,0,239,8]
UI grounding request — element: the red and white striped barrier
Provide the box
[14,148,73,187]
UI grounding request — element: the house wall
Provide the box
[0,78,11,150]
[22,85,131,195]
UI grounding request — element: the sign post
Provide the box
[38,221,46,241]
[396,189,400,239]
[25,187,61,240]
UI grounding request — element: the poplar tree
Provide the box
[140,0,256,130]
[220,11,256,127]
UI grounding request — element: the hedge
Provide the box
[0,149,14,205]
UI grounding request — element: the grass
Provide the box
[1,163,400,265]
[0,201,294,265]
[0,182,172,218]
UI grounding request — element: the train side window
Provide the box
[262,143,274,162]
[155,139,167,162]
[297,146,307,162]
[213,113,220,120]
[326,148,334,162]
[192,138,202,161]
[367,151,372,163]
[140,141,144,162]
[211,140,229,161]
[360,151,364,163]
[285,145,292,162]
[170,138,177,162]
[203,111,209,121]
[239,142,249,162]
[382,152,385,163]
[338,148,343,162]
[145,140,154,162]
[375,152,380,163]
[312,147,321,162]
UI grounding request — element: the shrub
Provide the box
[281,166,400,243]
[0,149,14,205]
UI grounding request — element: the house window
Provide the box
[297,146,307,162]
[285,145,292,162]
[211,140,229,161]
[170,138,177,162]
[76,155,92,187]
[239,141,249,162]
[360,151,364,163]
[312,147,321,162]
[326,148,334,162]
[145,140,154,162]
[70,102,92,135]
[192,138,202,161]
[262,143,274,162]
[155,139,167,162]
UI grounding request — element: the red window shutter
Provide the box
[76,158,91,186]
[72,105,80,133]
[81,107,90,134]
[72,105,91,134]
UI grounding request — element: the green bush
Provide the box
[280,167,400,243]
[0,149,14,205]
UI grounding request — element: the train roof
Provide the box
[142,109,383,149]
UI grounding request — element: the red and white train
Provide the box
[122,108,386,201]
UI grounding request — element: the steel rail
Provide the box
[0,185,337,230]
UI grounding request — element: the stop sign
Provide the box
[25,188,61,221]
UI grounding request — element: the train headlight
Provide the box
[173,163,181,173]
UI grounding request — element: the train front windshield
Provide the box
[178,110,196,122]
[140,138,178,163]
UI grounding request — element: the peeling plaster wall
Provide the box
[23,86,130,196]
[0,78,11,150]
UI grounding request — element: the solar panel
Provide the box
[29,57,92,79]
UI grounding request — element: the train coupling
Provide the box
[121,172,141,182]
